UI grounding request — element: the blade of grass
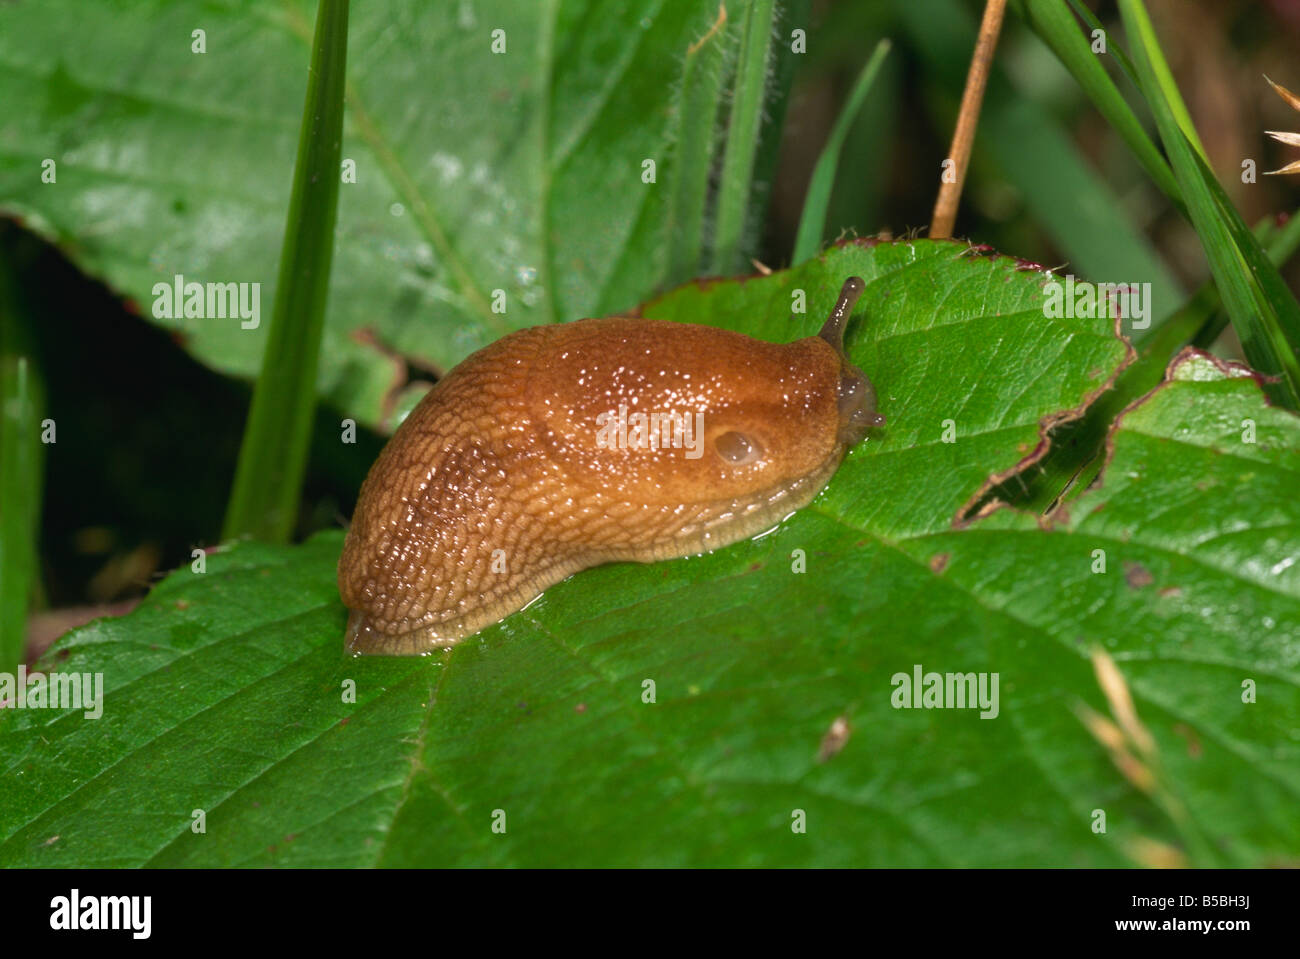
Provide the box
[1193,210,1300,348]
[1014,0,1182,212]
[223,0,350,542]
[825,47,899,244]
[1063,0,1140,87]
[792,38,891,264]
[1114,1,1206,162]
[0,227,45,670]
[666,4,730,286]
[1119,0,1300,409]
[710,0,776,274]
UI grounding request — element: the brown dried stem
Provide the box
[930,0,1008,239]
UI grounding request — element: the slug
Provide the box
[338,277,883,655]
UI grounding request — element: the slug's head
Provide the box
[528,279,884,513]
[816,276,885,447]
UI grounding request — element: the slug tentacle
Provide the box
[817,276,866,348]
[816,276,885,442]
[338,278,885,655]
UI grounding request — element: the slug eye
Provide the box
[714,430,762,465]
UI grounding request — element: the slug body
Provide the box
[338,277,883,655]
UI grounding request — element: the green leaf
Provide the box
[967,348,1300,857]
[18,239,1300,867]
[960,351,1300,867]
[0,0,717,432]
[791,39,892,265]
[223,0,350,543]
[987,208,1300,515]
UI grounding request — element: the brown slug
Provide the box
[338,276,883,655]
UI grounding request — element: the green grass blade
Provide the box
[710,0,776,275]
[1063,0,1141,91]
[1116,1,1206,162]
[223,0,350,542]
[0,230,45,670]
[792,38,892,264]
[1119,0,1300,408]
[1059,0,1200,164]
[666,5,730,286]
[1015,0,1182,211]
[1194,211,1300,348]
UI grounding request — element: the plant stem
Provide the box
[710,0,776,274]
[667,4,730,286]
[931,0,1008,239]
[0,226,45,671]
[223,0,351,543]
